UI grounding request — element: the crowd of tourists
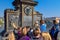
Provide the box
[5,20,60,40]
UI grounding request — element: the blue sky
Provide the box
[0,0,60,17]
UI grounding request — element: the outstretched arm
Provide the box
[11,23,18,29]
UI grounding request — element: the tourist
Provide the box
[26,26,30,34]
[40,20,52,40]
[49,20,59,40]
[19,26,30,40]
[26,26,31,38]
[13,28,18,40]
[27,27,34,38]
[31,28,43,40]
[40,20,47,32]
[17,27,22,40]
[41,32,52,40]
[53,20,59,32]
[34,20,39,28]
[8,30,15,40]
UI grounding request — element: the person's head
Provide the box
[35,21,39,24]
[17,27,22,32]
[34,21,39,27]
[40,20,45,24]
[53,20,59,24]
[33,28,40,36]
[22,26,27,36]
[37,27,41,33]
[51,26,55,30]
[26,26,30,32]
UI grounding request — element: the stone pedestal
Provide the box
[4,0,42,32]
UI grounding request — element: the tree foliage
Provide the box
[0,19,4,25]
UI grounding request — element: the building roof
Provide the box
[34,11,42,15]
[12,0,38,6]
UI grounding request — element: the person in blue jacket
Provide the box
[40,20,47,32]
[50,20,59,40]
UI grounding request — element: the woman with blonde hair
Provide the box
[8,30,15,40]
[19,26,30,40]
